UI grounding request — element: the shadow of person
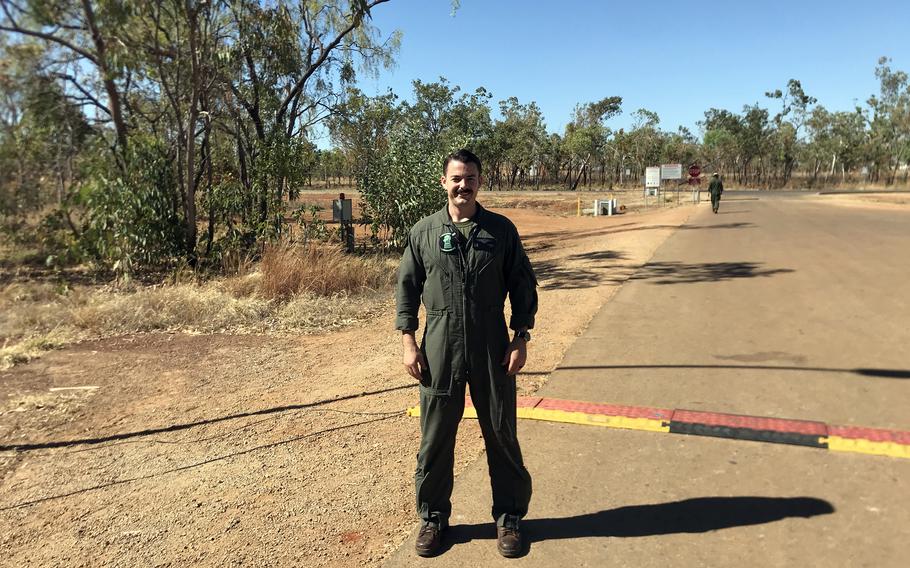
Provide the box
[438,496,834,556]
[527,496,834,540]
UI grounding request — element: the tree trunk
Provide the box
[183,0,203,265]
[571,162,587,191]
[80,0,128,161]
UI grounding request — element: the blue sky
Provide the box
[335,0,909,144]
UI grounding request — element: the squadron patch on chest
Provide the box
[439,231,459,253]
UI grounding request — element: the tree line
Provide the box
[1,1,908,274]
[1,0,398,273]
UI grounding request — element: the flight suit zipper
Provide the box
[453,223,481,380]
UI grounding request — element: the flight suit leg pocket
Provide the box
[420,309,454,396]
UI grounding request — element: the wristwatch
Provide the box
[515,330,531,343]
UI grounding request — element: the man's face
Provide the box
[441,160,482,208]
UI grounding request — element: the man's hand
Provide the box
[402,331,427,381]
[501,336,528,375]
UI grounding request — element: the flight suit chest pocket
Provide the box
[420,309,453,396]
[422,264,453,312]
[472,237,500,274]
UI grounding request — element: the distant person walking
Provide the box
[709,172,724,213]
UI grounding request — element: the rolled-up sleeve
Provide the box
[395,231,425,331]
[505,229,538,330]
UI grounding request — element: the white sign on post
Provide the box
[661,163,683,180]
[645,167,661,188]
[645,166,660,196]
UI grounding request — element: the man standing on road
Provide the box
[396,149,538,559]
[709,172,724,214]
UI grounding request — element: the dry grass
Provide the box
[0,246,398,369]
[0,328,75,368]
[259,242,395,299]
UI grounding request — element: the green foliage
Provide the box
[328,87,401,176]
[293,204,329,243]
[488,97,548,189]
[357,122,451,248]
[76,139,184,274]
[403,78,492,151]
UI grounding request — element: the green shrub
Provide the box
[357,122,449,248]
[76,139,184,274]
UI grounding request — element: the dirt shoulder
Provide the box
[0,202,693,568]
[816,192,910,210]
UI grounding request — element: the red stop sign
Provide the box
[688,165,701,178]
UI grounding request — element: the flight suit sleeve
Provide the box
[395,230,425,331]
[505,227,538,330]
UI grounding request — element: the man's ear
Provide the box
[440,175,446,188]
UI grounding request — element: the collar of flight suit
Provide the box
[436,203,501,276]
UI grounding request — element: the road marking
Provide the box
[406,396,910,459]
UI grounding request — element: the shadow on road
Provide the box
[534,250,628,289]
[629,261,794,284]
[439,497,834,555]
[535,256,794,290]
[525,221,754,250]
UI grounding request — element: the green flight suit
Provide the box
[396,204,537,528]
[709,177,724,213]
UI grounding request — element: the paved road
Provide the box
[385,196,910,567]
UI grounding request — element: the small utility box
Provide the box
[594,198,617,216]
[332,195,352,222]
[333,192,354,252]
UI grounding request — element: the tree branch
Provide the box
[276,0,390,125]
[53,72,111,117]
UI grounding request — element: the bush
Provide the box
[76,138,184,274]
[357,122,449,248]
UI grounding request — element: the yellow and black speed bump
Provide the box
[407,396,910,459]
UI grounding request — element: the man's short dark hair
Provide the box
[443,149,482,176]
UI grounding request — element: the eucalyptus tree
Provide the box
[563,96,622,189]
[0,0,139,163]
[356,76,488,245]
[631,108,662,169]
[807,106,869,185]
[738,104,772,185]
[1,0,401,270]
[327,86,400,177]
[0,38,91,216]
[765,79,816,185]
[539,132,565,186]
[700,105,772,185]
[662,126,699,172]
[401,77,492,153]
[491,96,547,189]
[219,0,399,238]
[865,57,909,184]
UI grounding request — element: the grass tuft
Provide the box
[258,242,395,300]
[1,328,75,369]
